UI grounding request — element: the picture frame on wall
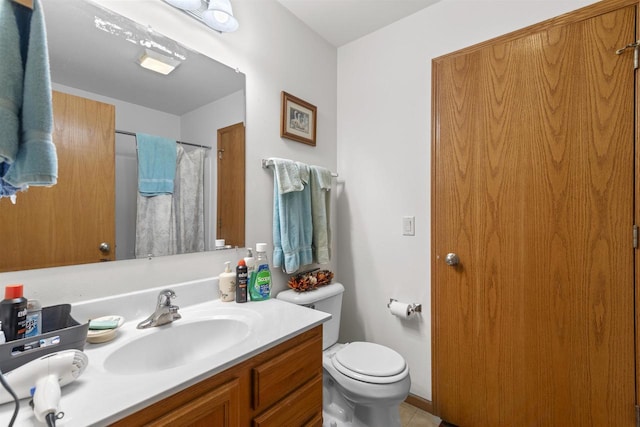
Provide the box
[280,91,317,146]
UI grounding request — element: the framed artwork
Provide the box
[280,91,317,146]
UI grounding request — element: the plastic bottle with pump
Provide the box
[218,261,236,302]
[249,243,271,301]
[0,284,28,341]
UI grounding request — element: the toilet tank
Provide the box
[277,282,344,350]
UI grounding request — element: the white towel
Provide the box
[266,158,305,194]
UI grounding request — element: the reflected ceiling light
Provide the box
[202,0,239,33]
[138,49,181,75]
[163,0,201,10]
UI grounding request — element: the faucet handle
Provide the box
[157,289,177,306]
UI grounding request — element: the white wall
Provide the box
[336,0,599,401]
[0,3,337,304]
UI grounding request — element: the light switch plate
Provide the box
[402,216,415,236]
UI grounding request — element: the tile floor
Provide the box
[400,402,442,427]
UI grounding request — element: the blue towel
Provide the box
[0,0,24,195]
[309,165,332,264]
[0,164,20,197]
[2,0,58,190]
[272,160,313,273]
[136,133,177,196]
[0,0,22,163]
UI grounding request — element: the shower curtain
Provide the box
[135,145,206,258]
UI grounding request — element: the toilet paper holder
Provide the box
[387,299,422,314]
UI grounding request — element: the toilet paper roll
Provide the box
[389,300,412,319]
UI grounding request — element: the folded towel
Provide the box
[272,162,313,273]
[3,0,58,189]
[0,0,24,184]
[136,133,177,196]
[309,165,332,264]
[267,158,305,194]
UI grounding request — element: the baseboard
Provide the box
[404,393,433,414]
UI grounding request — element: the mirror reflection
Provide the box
[0,0,246,272]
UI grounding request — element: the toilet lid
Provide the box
[332,342,408,384]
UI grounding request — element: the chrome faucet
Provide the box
[137,289,182,329]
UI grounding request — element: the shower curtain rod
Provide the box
[115,129,212,150]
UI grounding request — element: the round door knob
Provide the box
[445,253,460,266]
[99,242,111,254]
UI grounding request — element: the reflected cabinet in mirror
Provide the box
[0,0,246,272]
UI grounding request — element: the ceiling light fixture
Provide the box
[202,0,238,33]
[138,49,181,75]
[162,0,239,33]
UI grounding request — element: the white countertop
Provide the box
[0,279,330,426]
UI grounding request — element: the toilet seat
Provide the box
[331,342,408,384]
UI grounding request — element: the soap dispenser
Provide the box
[218,261,236,302]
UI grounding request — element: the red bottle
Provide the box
[0,284,28,341]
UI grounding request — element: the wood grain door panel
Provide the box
[0,91,115,271]
[432,3,636,426]
[217,122,245,248]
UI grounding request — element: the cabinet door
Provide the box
[147,378,240,427]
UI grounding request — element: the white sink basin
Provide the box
[104,318,251,374]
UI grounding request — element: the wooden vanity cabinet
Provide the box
[110,326,323,427]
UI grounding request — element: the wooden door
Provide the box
[0,91,115,271]
[432,2,636,426]
[217,122,245,247]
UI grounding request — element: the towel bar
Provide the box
[261,158,338,177]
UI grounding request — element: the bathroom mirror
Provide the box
[0,0,246,271]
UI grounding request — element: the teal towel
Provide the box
[3,0,58,189]
[272,160,313,273]
[309,165,332,264]
[137,133,177,196]
[0,0,23,168]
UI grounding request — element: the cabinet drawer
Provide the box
[252,375,322,427]
[252,332,322,411]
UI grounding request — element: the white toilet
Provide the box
[277,282,411,427]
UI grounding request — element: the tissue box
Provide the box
[0,304,88,373]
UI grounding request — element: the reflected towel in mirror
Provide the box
[136,133,177,196]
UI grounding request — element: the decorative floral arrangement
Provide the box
[287,269,334,292]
